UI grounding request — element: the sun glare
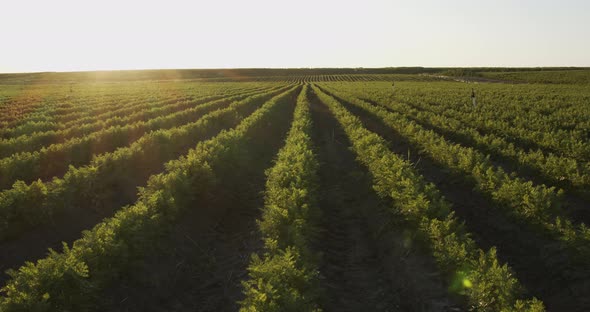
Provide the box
[1,0,589,72]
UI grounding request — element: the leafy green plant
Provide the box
[241,86,321,311]
[0,86,299,311]
[312,85,543,311]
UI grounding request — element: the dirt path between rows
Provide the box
[97,91,299,312]
[0,91,274,287]
[358,96,590,224]
[334,93,590,312]
[310,91,458,312]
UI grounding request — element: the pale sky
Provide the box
[1,0,589,73]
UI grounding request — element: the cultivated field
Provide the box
[0,71,589,311]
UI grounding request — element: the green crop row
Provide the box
[0,88,56,125]
[387,81,589,134]
[241,86,322,311]
[312,85,544,311]
[319,85,590,263]
[0,87,282,190]
[0,83,266,136]
[0,88,150,134]
[0,85,275,158]
[324,84,590,199]
[0,84,269,139]
[0,86,299,311]
[383,82,590,161]
[0,86,293,242]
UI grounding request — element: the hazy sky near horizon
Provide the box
[1,0,589,73]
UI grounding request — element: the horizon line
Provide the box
[2,66,590,75]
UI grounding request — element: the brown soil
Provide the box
[309,90,460,312]
[358,96,590,224]
[331,91,590,312]
[0,91,271,286]
[98,89,298,312]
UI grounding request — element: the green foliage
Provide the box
[1,78,587,310]
[480,70,590,85]
[0,86,290,241]
[466,249,520,311]
[348,82,590,197]
[0,85,282,189]
[241,86,322,311]
[241,248,321,312]
[440,68,482,77]
[319,82,590,261]
[0,86,299,311]
[1,244,94,312]
[312,85,543,311]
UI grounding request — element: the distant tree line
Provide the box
[1,67,588,84]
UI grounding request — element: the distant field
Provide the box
[0,72,589,311]
[479,70,590,84]
[1,67,588,84]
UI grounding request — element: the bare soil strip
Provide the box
[310,93,458,312]
[0,90,278,286]
[392,96,575,164]
[336,95,590,312]
[99,91,298,312]
[359,97,590,223]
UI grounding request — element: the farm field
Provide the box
[0,72,589,311]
